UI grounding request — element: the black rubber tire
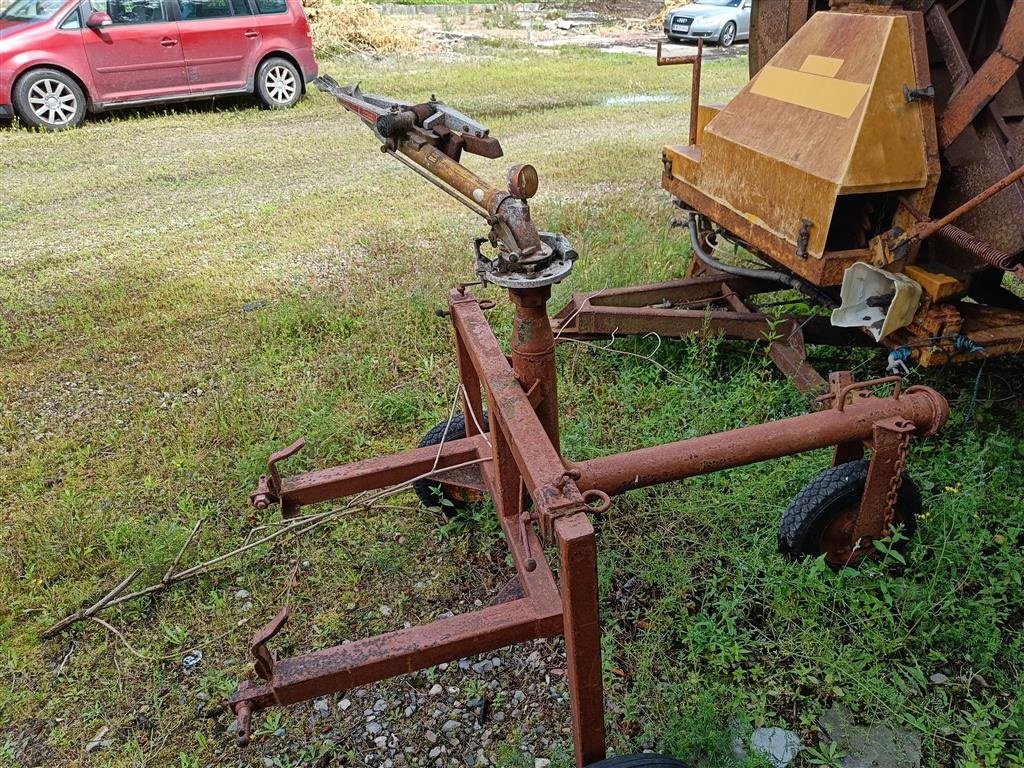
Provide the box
[412,412,489,511]
[587,756,691,768]
[255,56,302,109]
[718,21,737,48]
[778,459,921,561]
[12,68,87,130]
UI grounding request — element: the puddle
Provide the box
[602,93,682,106]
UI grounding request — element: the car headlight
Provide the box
[693,16,726,30]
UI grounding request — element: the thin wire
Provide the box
[460,383,491,446]
[431,384,464,474]
[961,356,987,433]
[552,283,610,341]
[561,336,687,384]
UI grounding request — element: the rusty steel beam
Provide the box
[938,0,1024,148]
[450,288,588,533]
[551,273,876,393]
[276,436,485,508]
[573,383,947,497]
[555,513,606,766]
[229,595,563,711]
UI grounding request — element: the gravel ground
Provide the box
[218,639,578,766]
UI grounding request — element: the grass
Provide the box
[1,44,1022,768]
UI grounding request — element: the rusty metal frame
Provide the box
[228,277,949,765]
[551,270,874,394]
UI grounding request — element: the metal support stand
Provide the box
[226,78,953,765]
[227,284,948,763]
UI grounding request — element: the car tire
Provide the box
[12,68,86,131]
[256,57,302,109]
[718,21,737,48]
[586,756,691,768]
[412,411,489,511]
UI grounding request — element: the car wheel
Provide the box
[13,68,86,131]
[718,21,737,47]
[256,57,302,109]
[777,459,921,566]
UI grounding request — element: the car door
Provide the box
[247,0,290,46]
[81,0,188,102]
[173,0,259,93]
[737,0,751,38]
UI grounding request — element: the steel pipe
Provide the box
[573,385,948,497]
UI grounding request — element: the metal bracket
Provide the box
[250,438,306,512]
[251,606,291,681]
[828,373,867,466]
[830,376,903,412]
[903,83,935,102]
[854,418,916,545]
[796,218,813,258]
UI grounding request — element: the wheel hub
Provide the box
[818,504,863,566]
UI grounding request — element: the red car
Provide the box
[0,0,317,130]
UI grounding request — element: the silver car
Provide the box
[664,0,752,48]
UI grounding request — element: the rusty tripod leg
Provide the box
[502,285,607,763]
[556,513,606,766]
[510,285,560,448]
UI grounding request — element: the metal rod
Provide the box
[690,39,703,146]
[573,386,947,497]
[918,163,1024,239]
[655,38,704,146]
[386,148,491,219]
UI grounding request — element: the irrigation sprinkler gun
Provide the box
[226,78,949,765]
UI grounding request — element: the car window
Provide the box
[1,0,67,22]
[252,0,284,14]
[59,5,82,27]
[228,0,251,14]
[178,0,231,19]
[89,0,168,24]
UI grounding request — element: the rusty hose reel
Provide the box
[222,83,952,765]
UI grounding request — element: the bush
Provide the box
[302,0,417,55]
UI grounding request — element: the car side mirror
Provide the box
[86,10,112,28]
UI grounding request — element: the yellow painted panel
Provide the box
[750,65,869,119]
[800,54,844,78]
[904,265,965,301]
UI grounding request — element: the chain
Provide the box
[881,430,912,535]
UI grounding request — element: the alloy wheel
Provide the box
[27,78,78,127]
[265,65,297,105]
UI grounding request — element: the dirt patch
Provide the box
[561,0,666,16]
